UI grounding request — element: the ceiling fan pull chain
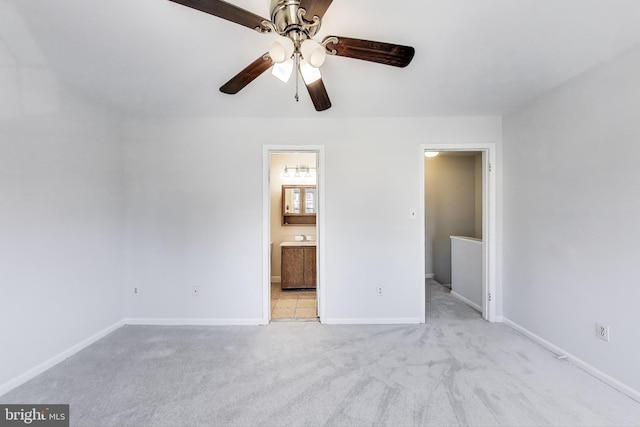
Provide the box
[295,53,300,102]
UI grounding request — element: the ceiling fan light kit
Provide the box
[299,60,322,84]
[272,59,295,83]
[300,39,326,68]
[268,37,295,63]
[168,0,415,111]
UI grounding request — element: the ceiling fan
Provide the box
[168,0,415,111]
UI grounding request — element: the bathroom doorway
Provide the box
[262,147,325,324]
[420,143,497,322]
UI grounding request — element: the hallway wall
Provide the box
[424,154,482,284]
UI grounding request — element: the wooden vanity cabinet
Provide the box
[281,246,316,289]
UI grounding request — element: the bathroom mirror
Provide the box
[282,185,316,225]
[304,188,316,214]
[283,187,301,214]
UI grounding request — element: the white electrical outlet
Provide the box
[192,286,200,297]
[596,323,610,342]
[376,286,383,296]
[134,287,139,295]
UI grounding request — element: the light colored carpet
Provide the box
[2,280,640,426]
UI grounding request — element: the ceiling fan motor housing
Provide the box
[269,0,320,46]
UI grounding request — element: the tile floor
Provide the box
[271,283,318,321]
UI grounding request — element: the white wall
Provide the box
[123,117,501,324]
[503,45,640,392]
[0,87,124,390]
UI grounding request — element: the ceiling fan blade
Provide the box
[168,0,269,31]
[304,78,332,111]
[323,36,415,68]
[299,0,334,21]
[220,54,272,94]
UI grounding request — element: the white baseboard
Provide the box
[502,317,640,404]
[0,319,124,397]
[271,276,281,284]
[425,273,435,279]
[450,291,482,313]
[124,318,263,326]
[323,318,421,325]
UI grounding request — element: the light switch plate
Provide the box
[409,208,417,220]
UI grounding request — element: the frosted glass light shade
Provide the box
[269,37,295,63]
[424,151,440,158]
[300,39,326,68]
[272,59,294,83]
[299,60,322,84]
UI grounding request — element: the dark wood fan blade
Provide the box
[299,0,334,21]
[168,0,269,31]
[220,54,272,94]
[323,36,415,67]
[304,78,332,111]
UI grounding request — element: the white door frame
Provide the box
[420,143,498,322]
[262,145,326,325]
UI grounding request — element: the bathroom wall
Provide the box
[425,153,481,285]
[269,152,317,280]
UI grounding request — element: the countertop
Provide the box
[280,241,317,247]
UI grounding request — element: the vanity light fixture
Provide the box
[424,151,440,158]
[283,164,316,178]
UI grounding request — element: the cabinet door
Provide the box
[281,247,304,289]
[303,247,317,288]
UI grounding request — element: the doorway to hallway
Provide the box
[420,143,497,322]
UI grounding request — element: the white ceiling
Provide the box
[2,0,640,117]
